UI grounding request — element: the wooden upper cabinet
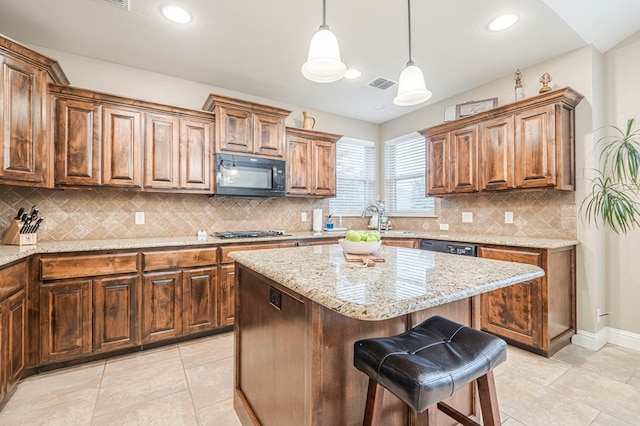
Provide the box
[426,133,448,196]
[285,127,341,197]
[103,106,142,188]
[0,35,68,187]
[180,117,212,191]
[202,94,291,158]
[49,85,214,193]
[286,134,313,195]
[55,98,102,186]
[425,126,478,195]
[514,105,555,189]
[480,115,514,191]
[145,113,180,189]
[450,126,478,193]
[312,139,336,196]
[420,87,583,196]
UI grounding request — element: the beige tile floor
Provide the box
[0,332,639,425]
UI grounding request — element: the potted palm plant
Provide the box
[581,118,640,233]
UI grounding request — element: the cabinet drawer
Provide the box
[142,248,218,271]
[0,261,27,298]
[40,253,138,280]
[478,246,541,266]
[220,242,296,264]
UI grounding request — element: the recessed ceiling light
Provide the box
[344,69,362,79]
[488,13,519,31]
[161,5,192,24]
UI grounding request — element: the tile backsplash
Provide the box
[1,186,575,242]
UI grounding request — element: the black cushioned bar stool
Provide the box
[353,315,507,426]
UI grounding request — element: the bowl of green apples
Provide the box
[339,230,382,254]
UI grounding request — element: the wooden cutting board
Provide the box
[343,252,385,266]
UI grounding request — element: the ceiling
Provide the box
[0,0,638,124]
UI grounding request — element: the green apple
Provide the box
[369,231,381,241]
[366,234,379,242]
[345,230,361,242]
[360,232,369,241]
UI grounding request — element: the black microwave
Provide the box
[214,153,286,197]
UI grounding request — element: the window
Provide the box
[384,133,435,216]
[330,138,376,215]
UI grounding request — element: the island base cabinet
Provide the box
[234,265,482,426]
[479,245,576,357]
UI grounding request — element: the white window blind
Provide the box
[384,133,435,215]
[330,138,376,215]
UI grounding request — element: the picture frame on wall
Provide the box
[455,97,498,118]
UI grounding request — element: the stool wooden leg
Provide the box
[476,370,501,426]
[363,378,385,426]
[425,404,439,425]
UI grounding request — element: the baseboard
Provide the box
[572,327,640,352]
[571,328,609,351]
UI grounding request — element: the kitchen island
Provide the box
[229,244,544,426]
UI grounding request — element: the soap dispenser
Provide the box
[325,214,334,230]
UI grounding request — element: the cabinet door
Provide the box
[93,275,139,353]
[142,271,183,343]
[426,133,449,195]
[0,300,6,401]
[479,247,543,348]
[218,264,235,327]
[0,56,48,185]
[55,98,102,186]
[144,113,180,189]
[40,280,93,363]
[449,126,478,193]
[382,239,417,248]
[216,105,253,154]
[514,105,555,188]
[183,267,217,334]
[480,116,514,191]
[254,113,285,157]
[312,139,336,196]
[103,106,142,187]
[6,289,25,388]
[286,135,312,195]
[181,117,212,191]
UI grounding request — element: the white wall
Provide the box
[603,30,640,335]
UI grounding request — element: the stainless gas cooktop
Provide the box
[214,230,287,239]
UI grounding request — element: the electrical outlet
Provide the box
[505,212,514,224]
[134,212,145,225]
[462,212,473,223]
[439,223,449,231]
[301,212,307,222]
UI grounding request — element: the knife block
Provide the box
[2,220,37,246]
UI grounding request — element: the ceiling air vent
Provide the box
[367,77,397,91]
[97,0,130,10]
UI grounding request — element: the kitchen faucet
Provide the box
[362,201,386,234]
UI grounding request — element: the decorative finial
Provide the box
[514,69,524,100]
[539,72,552,93]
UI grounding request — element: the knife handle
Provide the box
[14,207,25,220]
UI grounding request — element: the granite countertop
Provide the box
[0,230,577,269]
[229,244,544,321]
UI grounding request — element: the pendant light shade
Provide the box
[301,0,346,83]
[394,0,431,106]
[394,62,432,106]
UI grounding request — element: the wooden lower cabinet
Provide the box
[479,244,575,357]
[183,267,217,334]
[93,275,139,353]
[142,271,183,343]
[0,288,26,403]
[382,238,418,248]
[218,264,235,327]
[40,280,93,363]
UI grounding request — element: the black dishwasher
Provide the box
[419,239,477,256]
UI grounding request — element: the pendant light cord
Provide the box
[407,0,414,66]
[321,0,328,30]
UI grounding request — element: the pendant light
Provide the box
[301,0,346,83]
[394,0,432,106]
